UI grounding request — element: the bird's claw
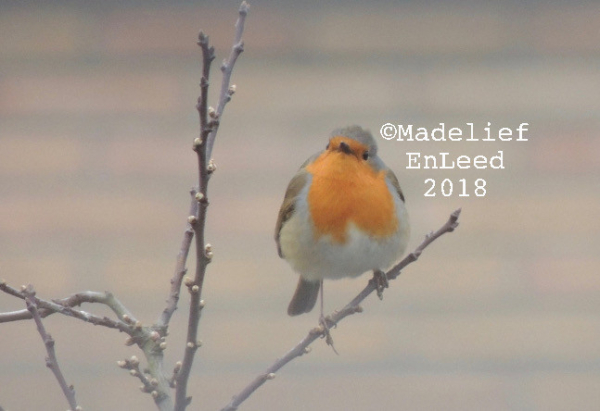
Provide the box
[373,270,389,300]
[319,315,339,355]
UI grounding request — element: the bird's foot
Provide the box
[373,270,389,300]
[319,314,339,355]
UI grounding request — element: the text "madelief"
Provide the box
[380,122,528,142]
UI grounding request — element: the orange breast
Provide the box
[306,151,398,243]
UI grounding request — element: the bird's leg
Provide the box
[318,279,338,355]
[319,279,324,320]
[373,269,389,300]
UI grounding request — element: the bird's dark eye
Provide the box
[362,151,369,160]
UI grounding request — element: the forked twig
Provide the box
[174,3,249,410]
[23,285,80,411]
[0,4,251,411]
[0,284,132,334]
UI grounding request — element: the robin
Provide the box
[275,125,410,317]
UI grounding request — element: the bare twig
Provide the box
[206,0,249,160]
[23,285,80,411]
[174,3,249,410]
[1,4,249,411]
[0,282,173,410]
[220,208,462,411]
[0,308,35,323]
[155,191,198,333]
[169,361,182,388]
[173,31,215,411]
[118,355,155,394]
[1,4,251,411]
[0,283,132,334]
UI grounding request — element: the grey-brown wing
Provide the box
[385,169,405,203]
[274,170,309,258]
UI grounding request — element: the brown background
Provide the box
[1,1,599,410]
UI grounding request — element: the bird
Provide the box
[275,125,410,317]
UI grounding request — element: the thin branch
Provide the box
[118,355,155,394]
[0,283,132,334]
[220,208,462,411]
[169,361,182,388]
[0,309,34,323]
[24,285,80,411]
[155,191,198,333]
[1,4,250,411]
[140,334,173,411]
[197,30,215,142]
[174,3,249,410]
[174,34,214,411]
[0,281,175,409]
[206,0,249,160]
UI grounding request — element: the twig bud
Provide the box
[193,138,202,149]
[124,337,136,346]
[150,331,161,341]
[122,314,131,323]
[184,277,194,287]
[0,279,6,286]
[311,325,325,335]
[204,243,213,260]
[228,84,237,95]
[130,369,139,377]
[207,159,216,172]
[199,299,205,308]
[198,30,207,44]
[160,341,167,350]
[196,340,203,347]
[208,106,216,118]
[191,285,199,293]
[150,378,159,387]
[117,360,127,368]
[130,356,139,366]
[266,373,276,380]
[195,192,205,202]
[134,321,142,330]
[187,215,198,225]
[174,361,182,373]
[187,341,195,349]
[151,390,159,399]
[303,347,312,354]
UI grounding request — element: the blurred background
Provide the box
[1,0,599,410]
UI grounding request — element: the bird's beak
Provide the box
[338,141,352,155]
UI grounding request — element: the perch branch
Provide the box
[23,285,80,411]
[220,208,462,411]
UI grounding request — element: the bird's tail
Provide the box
[287,278,320,316]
